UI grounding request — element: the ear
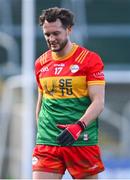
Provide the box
[67,26,72,35]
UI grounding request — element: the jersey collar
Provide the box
[51,43,78,61]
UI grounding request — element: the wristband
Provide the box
[77,121,86,130]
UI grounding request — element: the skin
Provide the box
[33,171,98,179]
[33,18,105,180]
[35,90,42,125]
[43,19,73,56]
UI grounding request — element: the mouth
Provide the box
[50,43,59,49]
[49,40,58,45]
[47,41,61,51]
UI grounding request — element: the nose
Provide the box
[49,34,55,41]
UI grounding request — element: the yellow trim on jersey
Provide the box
[75,50,85,62]
[52,43,78,61]
[75,50,89,64]
[39,52,48,65]
[80,51,89,64]
[88,80,105,86]
[39,76,88,99]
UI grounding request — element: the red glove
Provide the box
[57,121,86,146]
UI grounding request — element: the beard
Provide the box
[47,38,68,52]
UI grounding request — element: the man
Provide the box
[32,7,105,179]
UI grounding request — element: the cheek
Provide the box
[59,33,68,40]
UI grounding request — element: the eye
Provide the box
[53,32,60,36]
[44,33,50,37]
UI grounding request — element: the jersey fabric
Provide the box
[35,43,105,146]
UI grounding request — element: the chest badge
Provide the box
[70,64,79,73]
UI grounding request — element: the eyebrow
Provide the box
[44,31,61,35]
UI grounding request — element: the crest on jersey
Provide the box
[83,134,89,141]
[70,64,79,73]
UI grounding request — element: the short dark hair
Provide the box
[39,7,75,28]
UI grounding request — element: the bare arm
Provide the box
[79,85,105,126]
[36,90,43,124]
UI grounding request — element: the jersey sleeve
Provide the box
[86,52,105,86]
[34,58,43,92]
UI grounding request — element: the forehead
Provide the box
[43,19,64,32]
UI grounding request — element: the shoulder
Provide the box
[35,50,51,69]
[74,45,90,64]
[80,45,102,59]
[89,50,103,62]
[77,45,89,55]
[75,45,104,66]
[82,46,104,66]
[87,52,104,68]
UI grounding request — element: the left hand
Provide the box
[57,121,86,146]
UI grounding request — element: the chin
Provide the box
[51,48,61,52]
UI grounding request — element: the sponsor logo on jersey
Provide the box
[43,78,73,96]
[40,66,49,72]
[54,63,65,67]
[70,64,79,73]
[59,78,73,96]
[92,71,104,78]
[43,80,57,95]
